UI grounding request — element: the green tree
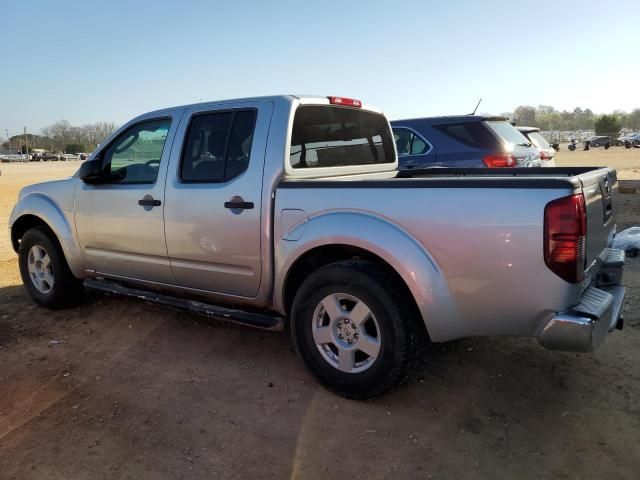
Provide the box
[513,105,536,126]
[626,109,640,130]
[594,115,621,136]
[65,143,86,154]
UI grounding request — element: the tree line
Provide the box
[2,120,118,154]
[505,105,640,135]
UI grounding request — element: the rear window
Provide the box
[527,131,551,149]
[434,122,496,148]
[290,106,395,169]
[485,121,531,147]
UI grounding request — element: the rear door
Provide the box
[392,127,435,169]
[163,101,273,297]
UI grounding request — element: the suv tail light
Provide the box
[482,153,515,168]
[539,150,550,160]
[327,96,362,108]
[544,194,586,283]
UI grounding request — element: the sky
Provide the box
[1,0,639,136]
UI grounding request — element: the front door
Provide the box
[163,101,272,297]
[75,115,179,284]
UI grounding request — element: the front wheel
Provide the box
[18,227,84,308]
[291,260,419,399]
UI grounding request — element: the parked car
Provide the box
[391,115,541,170]
[588,136,614,148]
[516,127,556,166]
[623,133,640,148]
[0,154,29,162]
[41,152,61,161]
[611,134,629,146]
[9,95,626,399]
[60,154,79,161]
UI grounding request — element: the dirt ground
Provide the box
[0,150,639,480]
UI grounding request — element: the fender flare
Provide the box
[9,193,87,278]
[274,211,462,342]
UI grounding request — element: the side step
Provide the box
[84,279,284,331]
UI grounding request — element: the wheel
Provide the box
[18,227,84,308]
[291,260,420,400]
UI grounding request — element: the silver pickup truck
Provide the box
[9,95,626,399]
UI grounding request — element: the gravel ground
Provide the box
[0,151,639,479]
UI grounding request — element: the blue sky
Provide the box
[1,0,639,135]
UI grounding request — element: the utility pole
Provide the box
[24,126,29,160]
[5,129,11,155]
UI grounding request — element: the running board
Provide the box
[84,279,284,331]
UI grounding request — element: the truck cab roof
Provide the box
[141,95,384,119]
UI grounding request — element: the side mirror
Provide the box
[78,158,103,184]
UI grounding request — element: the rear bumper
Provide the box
[538,249,626,352]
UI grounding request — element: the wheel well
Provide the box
[11,215,57,253]
[283,244,424,333]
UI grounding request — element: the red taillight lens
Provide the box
[544,194,586,283]
[482,154,515,167]
[327,96,362,108]
[539,151,550,160]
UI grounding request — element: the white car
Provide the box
[1,154,29,162]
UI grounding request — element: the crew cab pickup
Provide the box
[9,95,626,399]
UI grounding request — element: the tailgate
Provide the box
[578,167,617,269]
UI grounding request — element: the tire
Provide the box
[18,227,84,308]
[291,260,420,400]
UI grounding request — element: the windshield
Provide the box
[528,131,551,149]
[485,121,532,147]
[290,106,395,169]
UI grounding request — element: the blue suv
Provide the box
[391,116,541,170]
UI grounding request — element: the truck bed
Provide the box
[280,166,617,270]
[396,166,604,178]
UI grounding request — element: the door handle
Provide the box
[138,197,161,207]
[224,200,254,210]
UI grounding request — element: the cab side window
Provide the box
[180,110,257,183]
[102,119,171,184]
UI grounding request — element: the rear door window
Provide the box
[393,127,431,156]
[290,106,395,169]
[180,110,257,183]
[434,122,496,149]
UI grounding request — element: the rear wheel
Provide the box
[18,227,84,308]
[291,260,419,399]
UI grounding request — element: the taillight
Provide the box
[540,151,550,160]
[482,153,515,167]
[327,96,362,108]
[544,194,586,283]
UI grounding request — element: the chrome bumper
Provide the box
[538,249,626,353]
